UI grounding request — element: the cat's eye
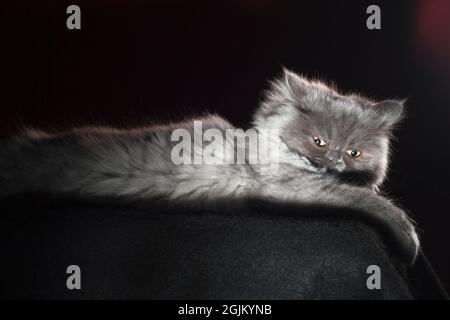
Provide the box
[346,149,361,158]
[313,137,327,147]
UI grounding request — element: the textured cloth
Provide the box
[0,196,447,299]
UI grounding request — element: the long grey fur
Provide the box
[0,69,420,263]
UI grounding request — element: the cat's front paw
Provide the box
[390,206,420,265]
[409,227,420,261]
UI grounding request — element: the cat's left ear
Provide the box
[373,99,405,129]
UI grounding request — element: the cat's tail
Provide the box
[0,129,47,197]
[0,139,30,197]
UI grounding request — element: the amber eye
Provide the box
[313,137,327,147]
[346,149,361,158]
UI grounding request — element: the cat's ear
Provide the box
[253,69,310,122]
[373,99,405,129]
[253,68,309,127]
[280,68,310,100]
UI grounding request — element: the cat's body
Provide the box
[0,69,419,263]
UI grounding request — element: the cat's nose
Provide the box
[325,151,343,168]
[325,151,341,162]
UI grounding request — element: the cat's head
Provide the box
[253,68,405,189]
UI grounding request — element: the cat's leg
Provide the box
[314,183,419,263]
[259,176,419,264]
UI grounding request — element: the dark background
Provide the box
[3,0,450,292]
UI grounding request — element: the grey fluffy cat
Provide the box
[0,69,419,263]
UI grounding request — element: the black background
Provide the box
[3,0,450,292]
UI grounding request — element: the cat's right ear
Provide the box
[253,69,310,122]
[265,68,311,105]
[280,68,310,101]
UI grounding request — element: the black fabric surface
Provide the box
[0,196,447,300]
